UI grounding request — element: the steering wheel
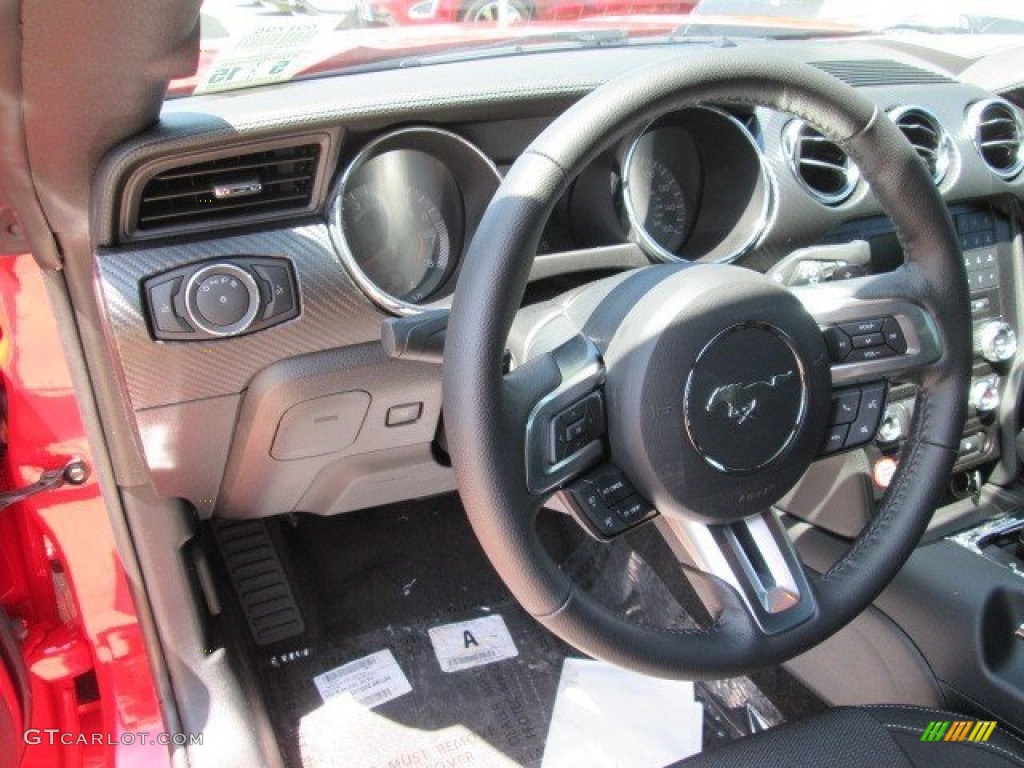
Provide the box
[442,51,971,678]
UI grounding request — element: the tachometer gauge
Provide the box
[328,127,500,316]
[342,182,451,304]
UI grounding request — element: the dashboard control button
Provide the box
[830,390,861,425]
[254,264,296,320]
[977,321,1017,364]
[877,403,908,444]
[148,277,192,334]
[386,402,422,426]
[971,378,1001,414]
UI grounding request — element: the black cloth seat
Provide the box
[681,705,1024,767]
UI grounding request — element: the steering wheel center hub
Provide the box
[684,323,807,474]
[601,264,832,524]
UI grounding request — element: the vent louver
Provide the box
[968,99,1024,180]
[810,59,953,88]
[784,120,859,205]
[133,142,322,234]
[890,107,952,184]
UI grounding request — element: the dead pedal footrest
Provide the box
[213,520,305,646]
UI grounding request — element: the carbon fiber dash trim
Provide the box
[97,224,385,410]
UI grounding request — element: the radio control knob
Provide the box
[971,378,1001,414]
[977,321,1017,364]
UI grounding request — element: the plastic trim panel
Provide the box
[96,224,384,410]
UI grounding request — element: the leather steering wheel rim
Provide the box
[442,50,971,678]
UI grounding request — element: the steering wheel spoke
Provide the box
[510,333,608,495]
[792,268,944,388]
[655,510,817,635]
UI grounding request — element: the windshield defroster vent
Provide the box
[783,120,859,206]
[890,107,952,184]
[810,59,953,88]
[969,99,1024,180]
[125,135,331,239]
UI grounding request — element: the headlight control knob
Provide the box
[185,263,261,336]
[977,321,1017,364]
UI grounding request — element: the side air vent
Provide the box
[968,99,1024,180]
[125,135,330,239]
[783,120,859,206]
[810,59,953,88]
[889,107,952,184]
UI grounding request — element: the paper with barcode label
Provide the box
[313,649,411,708]
[428,615,519,673]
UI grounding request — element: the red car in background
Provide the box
[362,0,695,26]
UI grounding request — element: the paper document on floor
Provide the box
[428,614,519,672]
[312,648,411,708]
[541,657,703,768]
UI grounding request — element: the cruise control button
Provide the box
[831,390,861,425]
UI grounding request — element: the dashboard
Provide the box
[92,38,1024,521]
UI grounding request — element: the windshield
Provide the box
[177,0,1024,96]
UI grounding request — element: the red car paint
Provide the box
[0,254,169,768]
[365,0,697,26]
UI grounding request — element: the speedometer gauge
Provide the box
[632,160,688,253]
[622,126,696,260]
[342,182,452,304]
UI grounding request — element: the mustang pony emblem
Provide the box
[705,371,795,425]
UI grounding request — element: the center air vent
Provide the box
[889,107,952,184]
[783,120,859,206]
[968,99,1024,180]
[128,137,328,238]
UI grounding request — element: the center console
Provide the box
[827,205,1018,477]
